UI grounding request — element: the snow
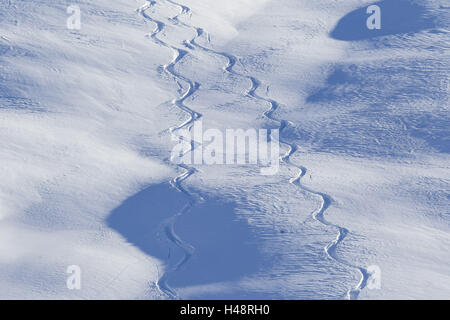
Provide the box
[0,0,449,299]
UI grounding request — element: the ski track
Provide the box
[141,0,368,299]
[138,0,201,299]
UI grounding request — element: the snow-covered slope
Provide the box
[0,0,448,299]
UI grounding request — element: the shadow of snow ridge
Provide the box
[330,0,435,41]
[107,182,264,293]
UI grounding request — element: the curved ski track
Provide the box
[138,0,201,299]
[141,0,368,300]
